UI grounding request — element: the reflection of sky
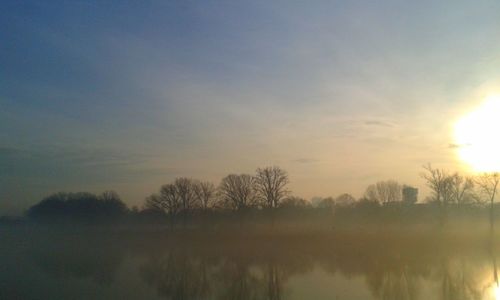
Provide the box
[1,228,500,299]
[2,1,500,212]
[288,268,372,299]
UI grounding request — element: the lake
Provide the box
[1,227,499,300]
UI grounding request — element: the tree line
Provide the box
[420,163,500,231]
[20,165,500,229]
[144,166,290,217]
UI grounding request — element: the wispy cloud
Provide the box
[448,143,471,149]
[364,120,396,128]
[1,145,146,164]
[292,158,320,164]
[0,144,151,179]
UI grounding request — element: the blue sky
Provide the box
[2,0,500,213]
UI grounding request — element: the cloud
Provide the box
[448,143,471,149]
[364,120,396,128]
[0,145,150,179]
[292,158,319,164]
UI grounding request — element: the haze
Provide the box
[2,1,500,214]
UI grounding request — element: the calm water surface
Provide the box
[1,228,500,300]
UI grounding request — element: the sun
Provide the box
[491,283,500,300]
[454,95,500,172]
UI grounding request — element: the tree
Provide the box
[145,184,182,220]
[193,181,216,210]
[255,166,290,209]
[335,193,356,207]
[173,178,198,212]
[99,191,128,216]
[420,164,454,206]
[475,172,500,233]
[27,191,128,223]
[355,197,381,210]
[99,190,120,202]
[218,174,256,210]
[365,180,402,204]
[317,197,335,209]
[420,164,454,226]
[144,193,163,211]
[449,174,474,206]
[279,196,311,209]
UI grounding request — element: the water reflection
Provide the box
[2,230,500,300]
[141,251,213,299]
[32,238,123,286]
[140,245,292,299]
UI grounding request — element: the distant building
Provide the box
[402,186,418,205]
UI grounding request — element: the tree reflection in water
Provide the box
[10,230,500,300]
[135,233,500,300]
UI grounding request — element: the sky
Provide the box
[2,0,500,214]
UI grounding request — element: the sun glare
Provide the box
[454,95,500,172]
[492,284,500,300]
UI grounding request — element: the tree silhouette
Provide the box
[476,172,500,234]
[27,191,127,223]
[365,180,402,204]
[193,180,216,211]
[279,196,311,209]
[255,166,289,209]
[174,178,198,212]
[420,164,454,226]
[335,193,356,207]
[317,197,335,209]
[218,174,257,211]
[98,191,128,217]
[449,174,474,207]
[145,184,182,227]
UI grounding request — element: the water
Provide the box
[1,228,500,300]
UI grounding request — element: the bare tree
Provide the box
[144,179,198,227]
[420,164,454,226]
[99,190,121,202]
[475,172,500,233]
[145,193,164,211]
[420,164,454,206]
[279,196,311,209]
[159,184,182,216]
[173,178,198,211]
[449,173,475,206]
[255,166,290,209]
[144,183,183,226]
[193,180,216,211]
[365,180,402,204]
[335,193,356,207]
[218,174,256,210]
